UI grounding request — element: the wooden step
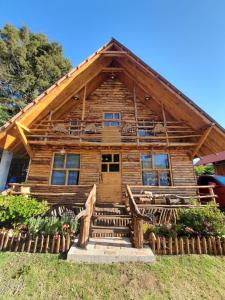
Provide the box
[93,214,131,219]
[91,225,130,238]
[94,204,128,215]
[92,214,131,227]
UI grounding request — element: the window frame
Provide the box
[101,153,120,173]
[50,153,80,185]
[140,153,172,186]
[103,112,121,127]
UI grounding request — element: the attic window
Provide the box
[104,113,120,127]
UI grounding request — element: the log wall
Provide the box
[25,77,197,203]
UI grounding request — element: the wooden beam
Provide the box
[192,123,215,158]
[18,123,31,133]
[101,67,124,72]
[161,103,169,147]
[81,85,87,121]
[133,84,139,145]
[15,122,33,158]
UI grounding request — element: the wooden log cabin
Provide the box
[0,39,225,246]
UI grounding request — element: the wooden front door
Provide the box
[98,153,122,203]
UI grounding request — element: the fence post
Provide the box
[149,232,156,253]
[133,217,143,248]
[168,237,173,255]
[202,237,207,254]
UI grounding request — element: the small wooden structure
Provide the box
[196,151,225,176]
[0,39,225,248]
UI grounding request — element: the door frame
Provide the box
[98,151,122,203]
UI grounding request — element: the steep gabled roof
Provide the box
[0,38,225,156]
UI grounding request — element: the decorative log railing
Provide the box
[8,183,91,206]
[26,119,202,147]
[126,184,217,249]
[126,185,152,248]
[129,185,217,203]
[75,184,96,248]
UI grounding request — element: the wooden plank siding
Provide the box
[26,148,196,202]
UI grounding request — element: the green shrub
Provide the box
[177,202,225,237]
[0,195,49,228]
[28,215,78,236]
[194,165,214,176]
[147,202,225,238]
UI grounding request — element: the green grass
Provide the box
[0,253,225,300]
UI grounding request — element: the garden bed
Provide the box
[0,195,78,254]
[149,234,225,255]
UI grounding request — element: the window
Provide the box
[104,113,120,127]
[141,153,171,186]
[51,153,80,185]
[138,129,154,137]
[101,154,120,172]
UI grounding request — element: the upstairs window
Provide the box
[141,153,171,186]
[104,112,120,127]
[51,153,80,185]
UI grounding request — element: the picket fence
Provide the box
[0,231,74,254]
[149,233,225,255]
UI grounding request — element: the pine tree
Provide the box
[0,24,72,126]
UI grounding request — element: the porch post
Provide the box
[0,150,13,191]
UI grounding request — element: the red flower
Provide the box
[185,227,195,234]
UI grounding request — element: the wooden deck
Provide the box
[27,119,202,148]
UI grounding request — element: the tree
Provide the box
[0,24,72,126]
[194,165,215,176]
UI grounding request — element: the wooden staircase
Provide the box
[91,203,131,238]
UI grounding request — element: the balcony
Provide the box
[27,119,202,148]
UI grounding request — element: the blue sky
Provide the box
[0,0,225,127]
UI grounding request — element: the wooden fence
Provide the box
[0,231,73,254]
[149,233,225,255]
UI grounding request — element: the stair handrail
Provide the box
[126,185,152,248]
[76,184,97,248]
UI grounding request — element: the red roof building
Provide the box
[196,151,225,176]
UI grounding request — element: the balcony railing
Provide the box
[27,119,202,147]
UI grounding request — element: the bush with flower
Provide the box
[145,201,225,238]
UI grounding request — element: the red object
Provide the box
[196,151,225,166]
[198,175,225,209]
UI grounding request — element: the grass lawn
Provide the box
[0,253,225,299]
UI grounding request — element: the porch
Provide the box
[6,182,217,249]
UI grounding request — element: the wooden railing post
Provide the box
[133,217,143,248]
[126,185,152,249]
[209,186,216,203]
[76,184,96,249]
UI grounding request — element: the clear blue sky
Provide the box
[0,0,225,127]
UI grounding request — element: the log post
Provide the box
[202,237,207,254]
[77,216,91,248]
[209,187,216,204]
[168,237,173,255]
[149,232,156,253]
[133,217,143,248]
[0,150,13,192]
